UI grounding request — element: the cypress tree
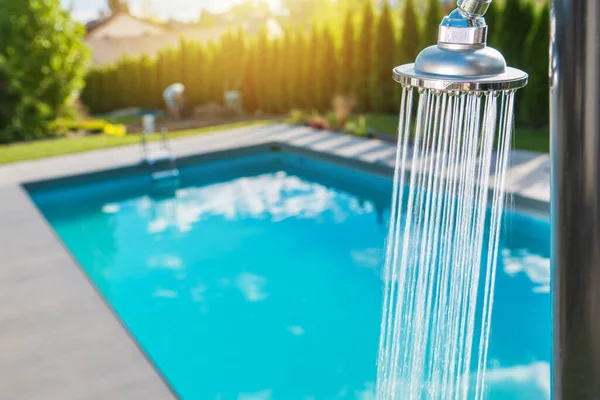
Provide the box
[140,56,159,109]
[180,39,194,106]
[207,43,222,103]
[372,1,397,114]
[156,49,168,102]
[339,9,355,96]
[522,3,550,126]
[355,0,374,112]
[281,31,294,111]
[496,0,535,69]
[292,31,307,109]
[193,44,207,107]
[263,39,274,112]
[399,0,420,64]
[242,42,259,112]
[483,0,500,48]
[317,25,337,112]
[196,44,210,105]
[422,0,442,48]
[255,29,269,112]
[130,57,143,108]
[81,71,98,112]
[271,39,285,113]
[306,23,320,110]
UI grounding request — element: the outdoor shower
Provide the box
[552,0,600,399]
[377,0,600,398]
[377,0,528,398]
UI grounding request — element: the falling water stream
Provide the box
[377,87,516,399]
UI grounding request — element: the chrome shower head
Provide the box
[379,4,527,398]
[393,0,527,92]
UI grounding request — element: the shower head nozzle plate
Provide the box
[393,63,528,92]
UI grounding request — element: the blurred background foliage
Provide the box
[0,0,89,143]
[81,0,549,126]
[0,0,549,144]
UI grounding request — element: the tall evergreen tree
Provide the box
[242,42,259,112]
[399,0,420,64]
[483,0,500,48]
[372,1,397,113]
[355,0,374,112]
[422,0,442,48]
[255,29,269,111]
[291,31,307,109]
[339,9,356,96]
[273,39,285,113]
[264,40,279,112]
[196,45,210,104]
[305,24,320,110]
[294,30,311,110]
[496,0,535,68]
[108,0,129,14]
[317,26,337,112]
[282,31,295,111]
[522,3,550,126]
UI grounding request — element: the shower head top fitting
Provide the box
[393,0,527,93]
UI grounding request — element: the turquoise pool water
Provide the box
[30,152,550,399]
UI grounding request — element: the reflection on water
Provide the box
[138,172,379,235]
[503,249,550,293]
[486,361,550,400]
[236,272,269,303]
[31,153,551,400]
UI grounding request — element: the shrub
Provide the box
[0,0,89,143]
[324,111,338,129]
[289,109,310,125]
[309,116,330,130]
[103,123,127,136]
[66,119,107,134]
[57,119,127,136]
[345,115,367,137]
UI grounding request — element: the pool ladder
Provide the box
[141,128,180,184]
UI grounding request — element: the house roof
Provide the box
[84,12,283,67]
[86,26,229,66]
[85,11,165,37]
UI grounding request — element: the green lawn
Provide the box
[0,114,550,166]
[348,114,550,153]
[0,120,271,165]
[99,114,166,126]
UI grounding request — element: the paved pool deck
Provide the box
[0,123,550,399]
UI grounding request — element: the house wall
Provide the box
[87,14,164,40]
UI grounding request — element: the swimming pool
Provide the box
[29,151,550,399]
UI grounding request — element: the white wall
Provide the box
[87,14,164,40]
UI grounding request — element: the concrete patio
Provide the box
[0,123,550,399]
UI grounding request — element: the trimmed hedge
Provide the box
[81,0,549,127]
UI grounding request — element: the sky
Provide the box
[62,0,282,22]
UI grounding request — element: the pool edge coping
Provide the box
[22,139,550,216]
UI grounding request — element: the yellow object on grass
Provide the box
[103,123,127,136]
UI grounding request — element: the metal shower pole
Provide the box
[551,0,600,398]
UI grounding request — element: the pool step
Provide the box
[140,127,181,184]
[152,168,180,181]
[144,149,175,165]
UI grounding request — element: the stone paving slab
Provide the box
[0,123,550,399]
[0,185,175,400]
